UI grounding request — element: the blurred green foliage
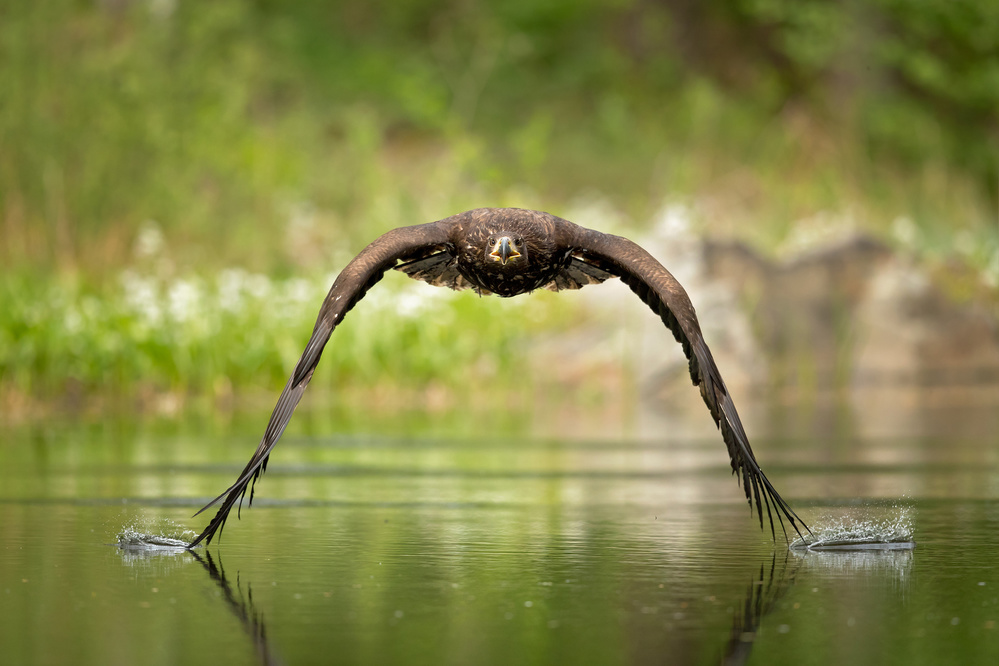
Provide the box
[1,0,996,402]
[2,0,996,272]
[0,266,575,403]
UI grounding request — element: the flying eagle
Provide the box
[188,208,809,547]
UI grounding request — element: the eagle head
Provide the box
[486,234,525,266]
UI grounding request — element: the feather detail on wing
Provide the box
[394,249,481,292]
[564,226,810,542]
[188,221,452,548]
[543,254,617,291]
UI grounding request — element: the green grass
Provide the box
[0,265,580,409]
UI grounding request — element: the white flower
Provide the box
[167,278,202,324]
[120,270,162,326]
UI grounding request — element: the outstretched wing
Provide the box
[188,221,453,548]
[562,223,810,541]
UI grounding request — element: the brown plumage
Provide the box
[188,208,810,548]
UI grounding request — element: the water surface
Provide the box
[2,401,998,665]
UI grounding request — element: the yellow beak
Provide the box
[489,237,521,265]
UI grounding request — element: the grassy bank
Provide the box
[0,262,587,416]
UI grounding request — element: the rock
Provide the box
[703,234,895,390]
[529,212,999,438]
[852,259,999,387]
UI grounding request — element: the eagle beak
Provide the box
[489,236,521,265]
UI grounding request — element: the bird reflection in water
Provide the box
[113,538,816,665]
[188,550,283,666]
[719,543,914,664]
[185,549,801,666]
[720,553,801,665]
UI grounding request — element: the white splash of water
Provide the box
[791,505,915,551]
[116,519,196,551]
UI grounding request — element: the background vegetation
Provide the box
[1,0,997,411]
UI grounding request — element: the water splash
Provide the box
[791,505,915,551]
[116,519,195,552]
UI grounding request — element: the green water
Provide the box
[2,402,998,665]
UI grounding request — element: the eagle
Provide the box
[188,208,809,547]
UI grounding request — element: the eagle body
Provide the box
[450,210,568,297]
[189,207,810,548]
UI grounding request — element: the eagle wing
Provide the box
[561,223,809,541]
[394,250,481,292]
[188,221,453,547]
[543,255,617,291]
